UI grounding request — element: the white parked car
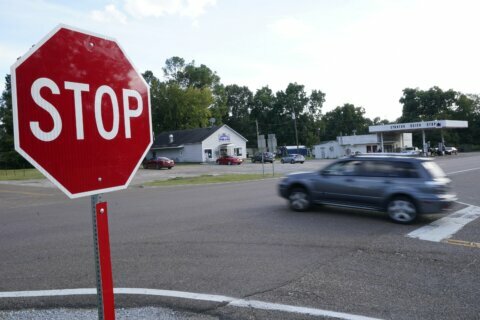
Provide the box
[281,154,305,164]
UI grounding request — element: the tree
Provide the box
[398,86,470,148]
[0,74,28,168]
[399,87,458,122]
[157,82,213,131]
[146,58,222,134]
[451,93,480,148]
[162,56,186,84]
[209,83,228,126]
[163,56,220,90]
[224,85,255,143]
[308,89,325,121]
[321,104,370,140]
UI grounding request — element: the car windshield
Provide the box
[421,161,447,178]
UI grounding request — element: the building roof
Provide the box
[151,125,246,149]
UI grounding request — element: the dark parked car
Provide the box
[216,155,243,165]
[281,154,305,164]
[143,157,175,169]
[278,155,457,224]
[251,152,275,163]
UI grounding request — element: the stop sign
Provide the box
[11,25,152,198]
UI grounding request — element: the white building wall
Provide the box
[314,141,343,159]
[202,126,247,160]
[402,133,413,148]
[182,144,203,162]
[149,125,247,163]
[338,134,378,145]
[314,132,416,159]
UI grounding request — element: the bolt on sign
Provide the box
[12,24,152,198]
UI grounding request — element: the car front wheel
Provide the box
[288,187,311,212]
[387,196,417,224]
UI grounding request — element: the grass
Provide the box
[0,168,45,180]
[145,173,281,187]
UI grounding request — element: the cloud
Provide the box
[181,0,217,17]
[91,4,128,24]
[269,17,312,39]
[124,0,216,18]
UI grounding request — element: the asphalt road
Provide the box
[0,154,479,319]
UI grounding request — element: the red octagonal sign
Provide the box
[11,25,152,198]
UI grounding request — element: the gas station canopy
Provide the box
[369,120,468,133]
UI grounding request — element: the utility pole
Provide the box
[292,113,299,154]
[256,120,265,176]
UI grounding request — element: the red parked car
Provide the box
[216,155,243,165]
[143,157,175,169]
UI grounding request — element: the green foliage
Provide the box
[399,87,480,148]
[146,173,281,186]
[0,74,30,169]
[224,84,255,142]
[400,86,457,122]
[155,82,213,131]
[321,103,370,140]
[0,168,44,180]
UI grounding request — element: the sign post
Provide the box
[92,195,115,320]
[267,134,277,177]
[11,25,153,320]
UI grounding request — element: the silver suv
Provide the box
[278,155,457,223]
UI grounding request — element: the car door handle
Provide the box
[345,178,355,182]
[384,180,393,184]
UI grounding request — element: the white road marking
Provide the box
[0,288,383,320]
[407,205,480,242]
[447,167,480,175]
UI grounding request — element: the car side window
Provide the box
[323,160,362,176]
[361,160,419,178]
[394,161,419,178]
[361,161,393,177]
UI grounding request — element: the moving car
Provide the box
[444,146,458,155]
[402,147,421,155]
[251,152,275,163]
[143,157,175,169]
[278,155,457,224]
[281,154,305,164]
[216,155,243,165]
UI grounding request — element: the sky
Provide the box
[1,0,479,121]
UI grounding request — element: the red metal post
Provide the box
[95,201,115,319]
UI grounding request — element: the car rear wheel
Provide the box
[228,161,232,165]
[281,159,285,164]
[288,187,311,212]
[387,196,417,224]
[291,159,295,164]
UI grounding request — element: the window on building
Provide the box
[234,148,242,156]
[204,149,212,159]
